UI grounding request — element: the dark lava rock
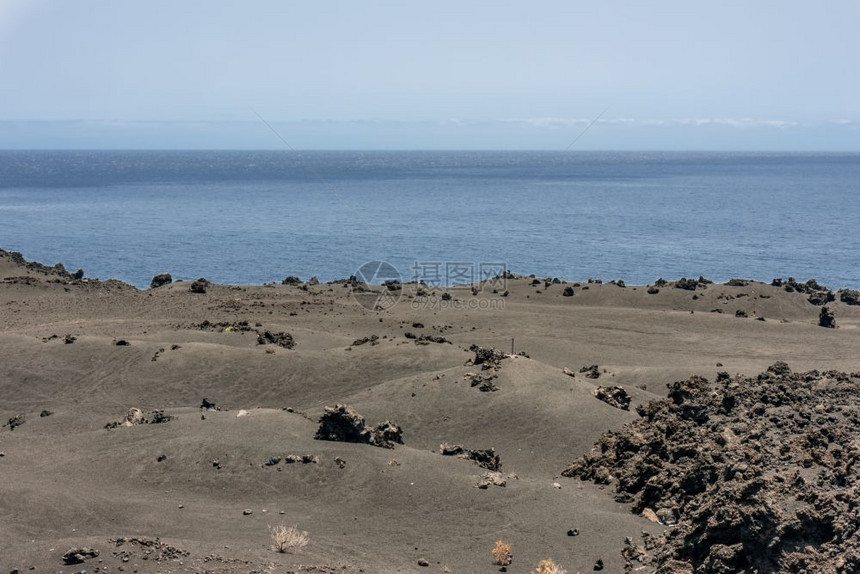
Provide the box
[470,345,507,370]
[674,278,699,291]
[580,364,601,379]
[282,275,302,286]
[64,334,76,344]
[111,536,189,561]
[414,334,450,345]
[726,278,749,287]
[257,330,295,349]
[819,306,836,328]
[71,268,84,280]
[735,310,748,318]
[563,286,575,297]
[39,410,53,417]
[647,286,660,294]
[840,289,860,306]
[352,335,379,346]
[593,386,632,410]
[315,404,403,449]
[150,273,172,289]
[370,421,403,448]
[115,339,130,346]
[104,408,173,430]
[62,547,99,564]
[4,414,25,431]
[563,364,860,573]
[440,443,501,471]
[190,278,209,293]
[766,361,792,376]
[775,277,835,305]
[200,398,220,411]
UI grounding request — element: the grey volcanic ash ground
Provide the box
[2,248,860,573]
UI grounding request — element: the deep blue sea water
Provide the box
[1,150,859,289]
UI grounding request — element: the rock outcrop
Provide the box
[563,365,860,573]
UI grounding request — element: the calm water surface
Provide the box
[1,150,858,288]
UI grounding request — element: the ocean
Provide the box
[1,150,859,289]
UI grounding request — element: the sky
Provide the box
[1,1,858,150]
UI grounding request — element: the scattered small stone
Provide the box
[62,548,99,565]
[476,471,507,488]
[567,529,579,537]
[4,414,25,431]
[115,339,130,346]
[334,457,346,469]
[417,558,429,567]
[242,509,253,515]
[351,335,380,346]
[104,408,172,430]
[593,558,604,571]
[64,334,77,344]
[562,286,574,297]
[39,410,53,418]
[157,454,167,462]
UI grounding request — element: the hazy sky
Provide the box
[1,1,858,150]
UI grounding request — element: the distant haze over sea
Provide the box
[1,150,858,289]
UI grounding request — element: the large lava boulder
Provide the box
[315,404,402,448]
[190,278,209,294]
[150,273,172,289]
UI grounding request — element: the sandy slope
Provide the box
[1,249,859,573]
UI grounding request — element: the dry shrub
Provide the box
[491,539,512,566]
[536,558,567,574]
[269,524,309,553]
